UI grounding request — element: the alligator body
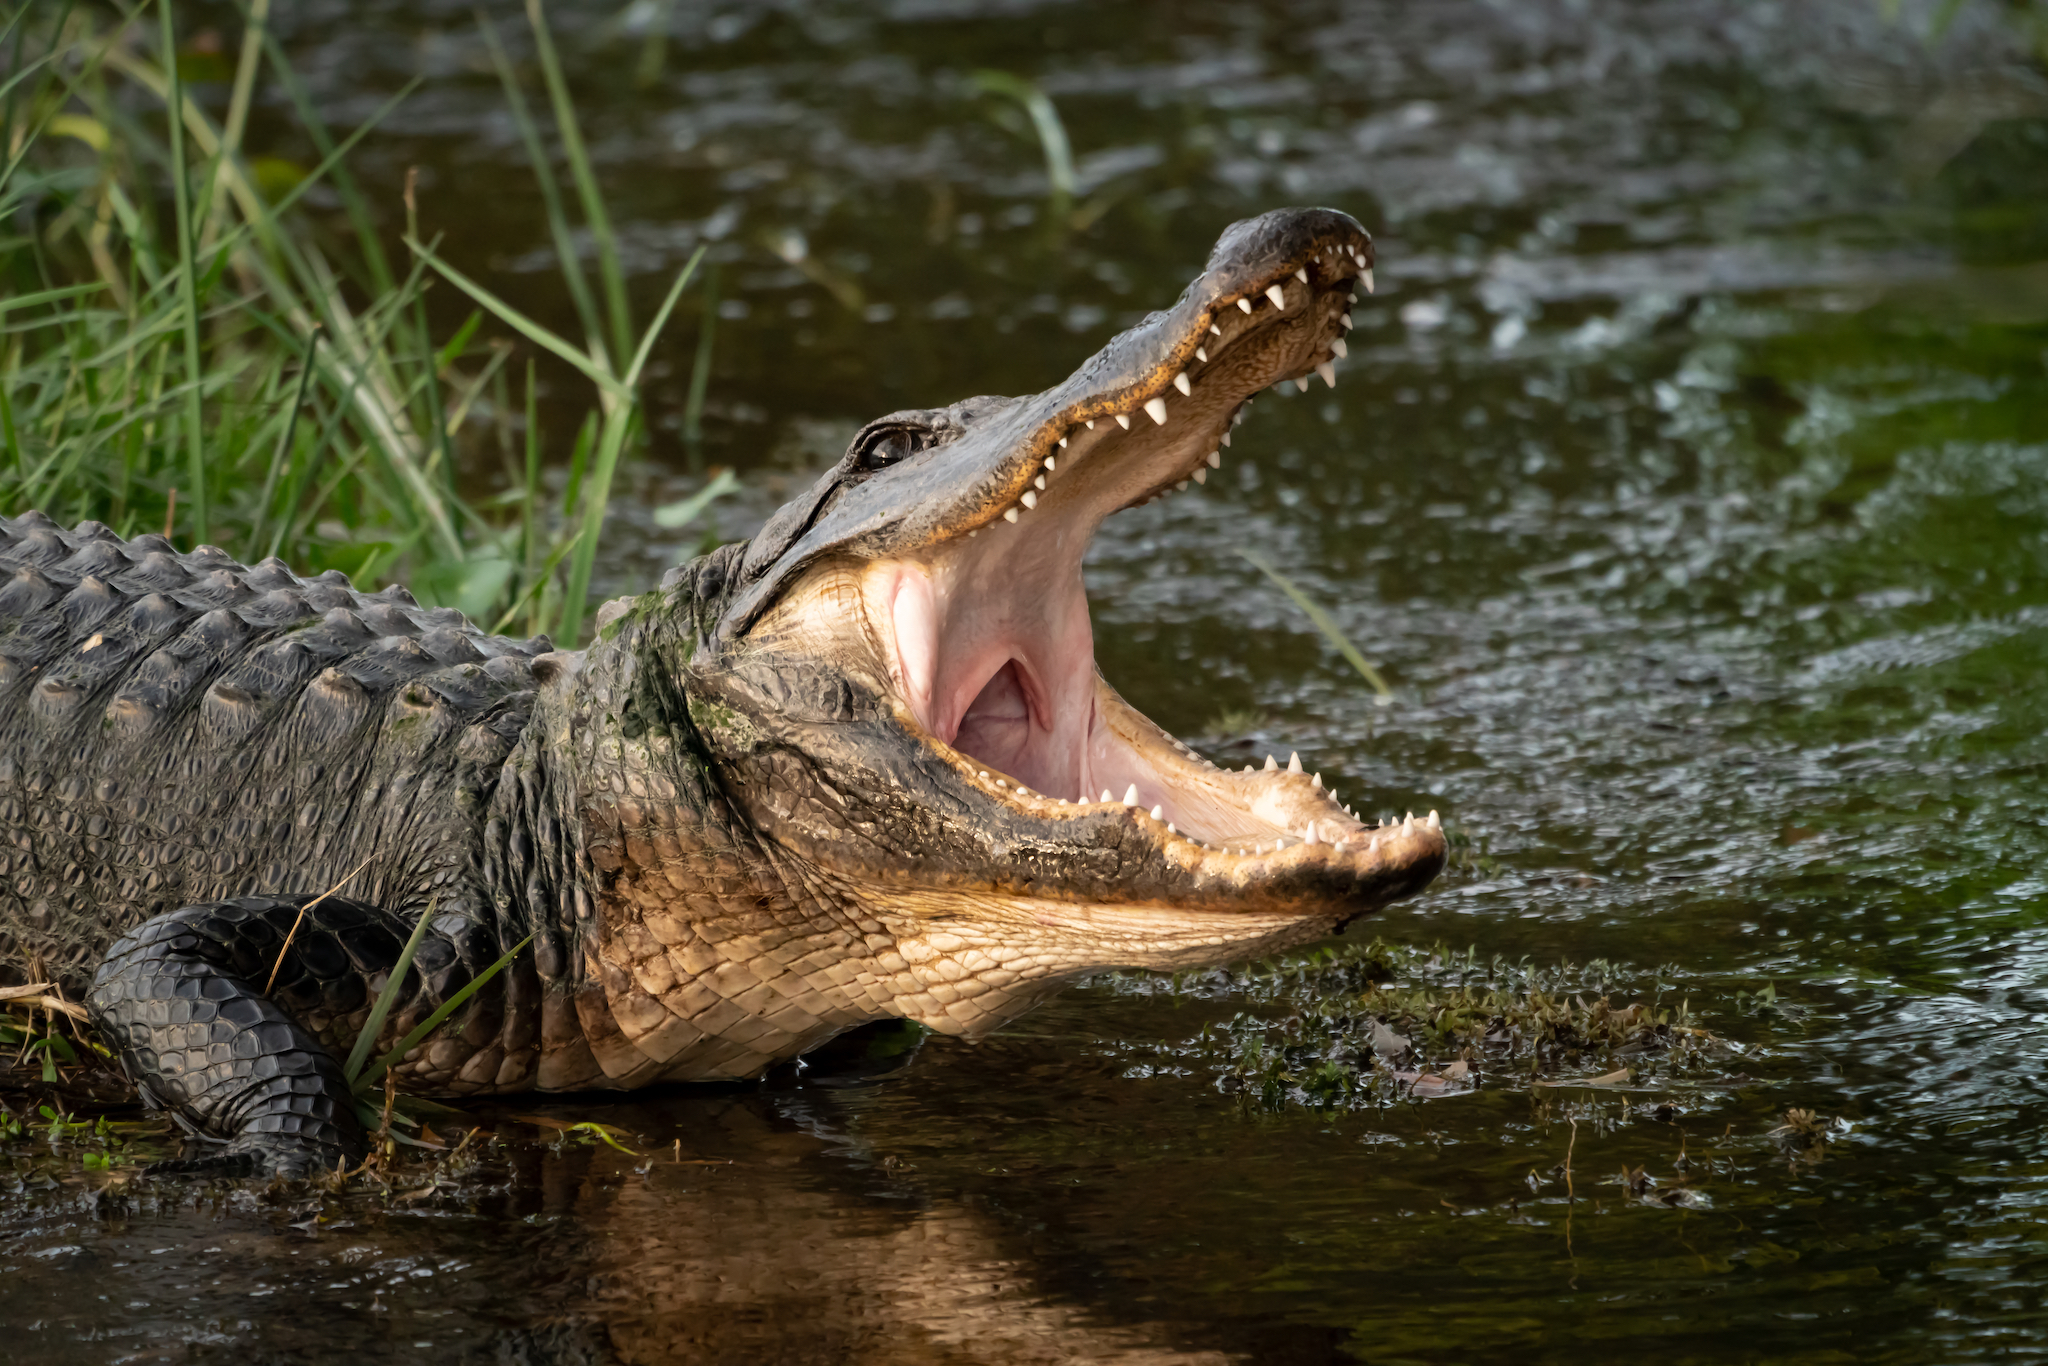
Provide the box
[0,207,1445,1175]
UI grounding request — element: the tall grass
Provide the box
[0,0,709,644]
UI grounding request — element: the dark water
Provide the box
[9,1,2048,1360]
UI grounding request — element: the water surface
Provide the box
[7,1,2048,1360]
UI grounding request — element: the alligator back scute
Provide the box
[0,513,554,989]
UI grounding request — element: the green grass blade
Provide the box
[490,524,580,636]
[526,0,632,368]
[557,407,631,646]
[159,0,208,544]
[205,0,268,248]
[971,71,1075,201]
[256,23,398,297]
[341,902,438,1086]
[403,233,616,397]
[621,245,705,389]
[249,325,321,553]
[682,261,718,449]
[652,467,737,529]
[0,282,101,319]
[1235,549,1394,701]
[350,932,536,1096]
[479,12,606,364]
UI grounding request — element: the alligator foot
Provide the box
[86,894,486,1178]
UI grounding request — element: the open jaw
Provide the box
[826,209,1446,917]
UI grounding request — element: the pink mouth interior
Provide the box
[885,536,1113,807]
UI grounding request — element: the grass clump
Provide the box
[1138,940,1743,1113]
[0,0,720,644]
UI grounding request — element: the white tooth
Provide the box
[1312,773,1322,788]
[1242,765,1252,774]
[1004,508,1019,523]
[1238,298,1253,314]
[1427,810,1441,829]
[1195,346,1208,363]
[1266,284,1287,309]
[1144,397,1169,425]
[1173,371,1192,396]
[1288,752,1303,773]
[1221,432,1231,447]
[1085,419,1096,429]
[995,779,1007,788]
[1294,377,1311,393]
[1058,437,1068,449]
[1206,450,1221,468]
[1021,490,1037,509]
[1233,408,1246,425]
[1210,323,1222,335]
[1116,413,1132,429]
[1192,468,1207,484]
[1264,755,1278,771]
[1150,805,1163,820]
[1101,790,1114,803]
[1034,474,1046,490]
[1406,810,1414,822]
[1176,480,1189,491]
[1349,289,1359,304]
[1341,312,1353,329]
[1124,785,1139,806]
[1331,337,1348,359]
[1304,823,1319,845]
[1362,268,1375,294]
[1045,456,1057,470]
[967,529,978,538]
[1057,798,1068,805]
[1166,822,1176,834]
[1294,267,1308,284]
[1317,361,1337,388]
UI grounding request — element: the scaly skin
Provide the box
[0,208,1448,1175]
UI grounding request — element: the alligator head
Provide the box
[618,207,1445,1051]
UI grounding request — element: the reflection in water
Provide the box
[0,1090,1224,1365]
[9,0,2048,1358]
[539,1098,1226,1366]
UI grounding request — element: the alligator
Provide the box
[0,206,1444,1176]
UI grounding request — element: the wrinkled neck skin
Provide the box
[522,560,1337,1090]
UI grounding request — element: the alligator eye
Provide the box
[852,424,929,472]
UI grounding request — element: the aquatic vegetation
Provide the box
[1127,940,1748,1113]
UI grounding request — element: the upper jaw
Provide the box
[715,207,1379,643]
